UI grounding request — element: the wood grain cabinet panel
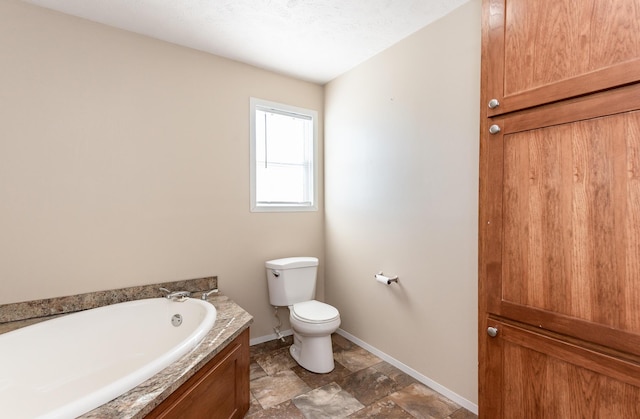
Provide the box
[483,0,640,116]
[147,328,250,419]
[484,320,640,418]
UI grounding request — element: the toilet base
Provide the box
[290,332,335,374]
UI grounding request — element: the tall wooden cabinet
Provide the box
[479,0,640,416]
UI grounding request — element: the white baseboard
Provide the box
[249,328,478,415]
[336,329,478,414]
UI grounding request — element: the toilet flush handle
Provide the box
[272,270,280,277]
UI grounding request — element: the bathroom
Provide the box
[0,0,479,416]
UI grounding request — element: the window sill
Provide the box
[251,204,318,213]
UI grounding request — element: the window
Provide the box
[250,98,318,212]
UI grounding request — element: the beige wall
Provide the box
[0,0,324,339]
[324,0,480,405]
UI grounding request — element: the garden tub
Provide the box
[0,297,217,418]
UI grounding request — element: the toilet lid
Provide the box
[291,300,339,323]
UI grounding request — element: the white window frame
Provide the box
[250,97,318,212]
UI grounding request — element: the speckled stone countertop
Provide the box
[0,278,253,418]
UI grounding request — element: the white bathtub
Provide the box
[0,297,217,419]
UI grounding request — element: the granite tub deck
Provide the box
[0,278,253,418]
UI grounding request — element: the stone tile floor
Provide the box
[246,334,477,419]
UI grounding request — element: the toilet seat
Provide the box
[291,300,339,324]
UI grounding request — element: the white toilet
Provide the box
[265,257,341,373]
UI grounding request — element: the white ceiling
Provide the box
[23,0,469,85]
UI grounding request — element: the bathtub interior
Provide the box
[0,297,216,419]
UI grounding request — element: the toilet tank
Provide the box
[265,257,318,307]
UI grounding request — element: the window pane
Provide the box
[256,110,309,165]
[256,163,311,203]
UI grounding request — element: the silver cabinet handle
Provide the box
[489,124,501,135]
[487,327,498,337]
[488,98,500,109]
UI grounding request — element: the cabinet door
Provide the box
[482,0,640,116]
[148,329,250,419]
[482,85,640,355]
[482,319,640,418]
[479,84,640,416]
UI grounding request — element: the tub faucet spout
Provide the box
[159,288,191,302]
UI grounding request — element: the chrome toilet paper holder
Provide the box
[375,271,398,285]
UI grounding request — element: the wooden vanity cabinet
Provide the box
[147,328,250,419]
